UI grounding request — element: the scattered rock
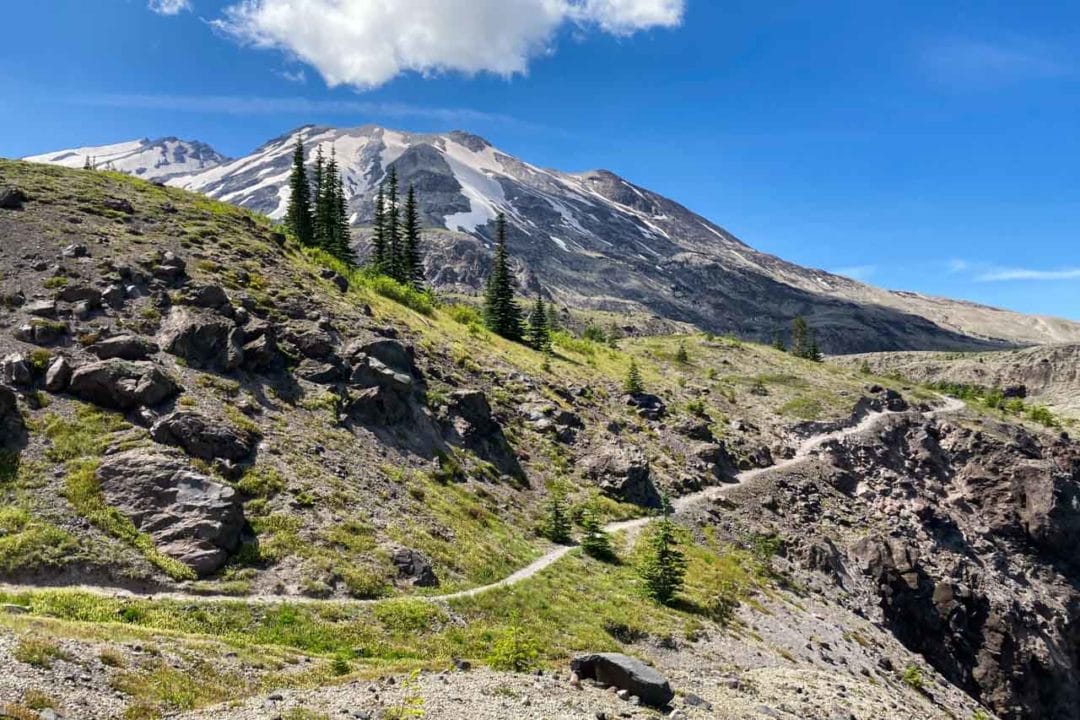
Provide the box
[0,187,27,210]
[1,354,32,386]
[103,197,135,214]
[441,389,522,478]
[26,299,58,318]
[625,392,666,421]
[580,445,661,508]
[44,355,72,392]
[158,307,243,371]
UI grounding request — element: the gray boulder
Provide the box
[182,284,229,309]
[297,358,346,384]
[570,653,674,708]
[580,445,661,508]
[150,411,256,462]
[626,392,666,421]
[347,385,411,425]
[68,359,180,410]
[392,548,439,587]
[44,356,72,392]
[0,187,27,210]
[96,451,244,576]
[0,354,32,387]
[88,335,159,361]
[441,389,522,478]
[26,299,57,318]
[158,307,243,371]
[350,356,414,393]
[56,284,102,308]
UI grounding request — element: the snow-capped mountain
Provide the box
[24,126,1080,352]
[24,138,228,182]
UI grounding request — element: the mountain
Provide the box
[26,126,1080,353]
[23,137,228,182]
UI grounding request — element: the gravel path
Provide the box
[0,397,965,607]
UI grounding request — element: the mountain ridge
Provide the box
[24,126,1080,353]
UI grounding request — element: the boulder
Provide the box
[581,445,661,508]
[392,548,439,587]
[0,187,27,210]
[297,359,346,384]
[675,419,714,442]
[150,411,256,462]
[441,390,522,478]
[289,328,337,361]
[152,251,187,283]
[56,284,102,308]
[570,653,674,708]
[350,356,414,393]
[0,384,21,445]
[347,385,410,425]
[103,197,135,214]
[44,356,72,392]
[625,392,666,420]
[102,284,126,309]
[0,384,17,420]
[68,359,180,410]
[0,354,32,386]
[158,307,243,371]
[88,335,159,361]
[13,320,68,346]
[26,299,57,318]
[242,334,278,371]
[96,451,244,576]
[182,284,229,309]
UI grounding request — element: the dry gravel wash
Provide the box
[0,398,964,607]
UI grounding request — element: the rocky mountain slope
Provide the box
[1,160,1078,720]
[23,138,228,182]
[26,126,1080,353]
[836,344,1080,419]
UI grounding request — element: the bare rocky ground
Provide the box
[0,161,1077,720]
[836,344,1080,420]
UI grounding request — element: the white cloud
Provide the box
[213,0,685,90]
[976,267,1080,282]
[920,37,1070,90]
[148,0,192,15]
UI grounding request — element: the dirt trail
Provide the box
[0,397,965,607]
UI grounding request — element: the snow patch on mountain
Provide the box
[24,138,228,181]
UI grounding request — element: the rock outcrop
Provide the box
[150,411,256,463]
[68,360,180,410]
[440,389,522,478]
[158,307,243,372]
[96,451,245,576]
[580,444,661,508]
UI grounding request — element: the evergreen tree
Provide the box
[83,156,92,170]
[807,330,823,362]
[401,184,424,288]
[580,510,614,561]
[371,184,388,272]
[527,295,551,351]
[638,501,686,605]
[791,315,809,358]
[624,358,645,394]
[312,146,330,249]
[542,495,572,544]
[676,340,689,364]
[771,330,786,352]
[286,138,315,246]
[546,303,561,333]
[331,158,354,264]
[482,214,524,340]
[385,167,402,281]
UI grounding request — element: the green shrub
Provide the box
[486,624,540,672]
[901,664,925,690]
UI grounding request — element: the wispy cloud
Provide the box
[69,93,537,128]
[976,267,1080,282]
[831,265,877,281]
[276,68,307,84]
[920,36,1071,90]
[148,0,192,15]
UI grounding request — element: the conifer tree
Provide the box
[772,330,786,352]
[580,510,614,561]
[401,184,423,288]
[83,156,92,170]
[623,358,645,394]
[546,303,560,333]
[331,159,354,264]
[638,499,686,605]
[286,138,314,246]
[791,315,809,358]
[527,296,551,351]
[385,167,402,281]
[807,330,823,362]
[371,184,388,273]
[542,495,572,544]
[483,214,523,340]
[676,340,689,364]
[312,146,329,248]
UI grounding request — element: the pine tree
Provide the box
[638,501,686,605]
[771,330,786,352]
[331,159,354,264]
[83,156,92,170]
[791,315,809,358]
[401,185,423,288]
[312,146,329,249]
[482,214,524,341]
[546,303,560,333]
[580,510,614,561]
[527,296,551,351]
[624,358,645,394]
[385,167,402,282]
[676,340,689,364]
[542,495,571,544]
[286,137,315,246]
[371,184,388,273]
[807,330,823,362]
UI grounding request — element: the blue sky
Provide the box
[2,0,1078,319]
